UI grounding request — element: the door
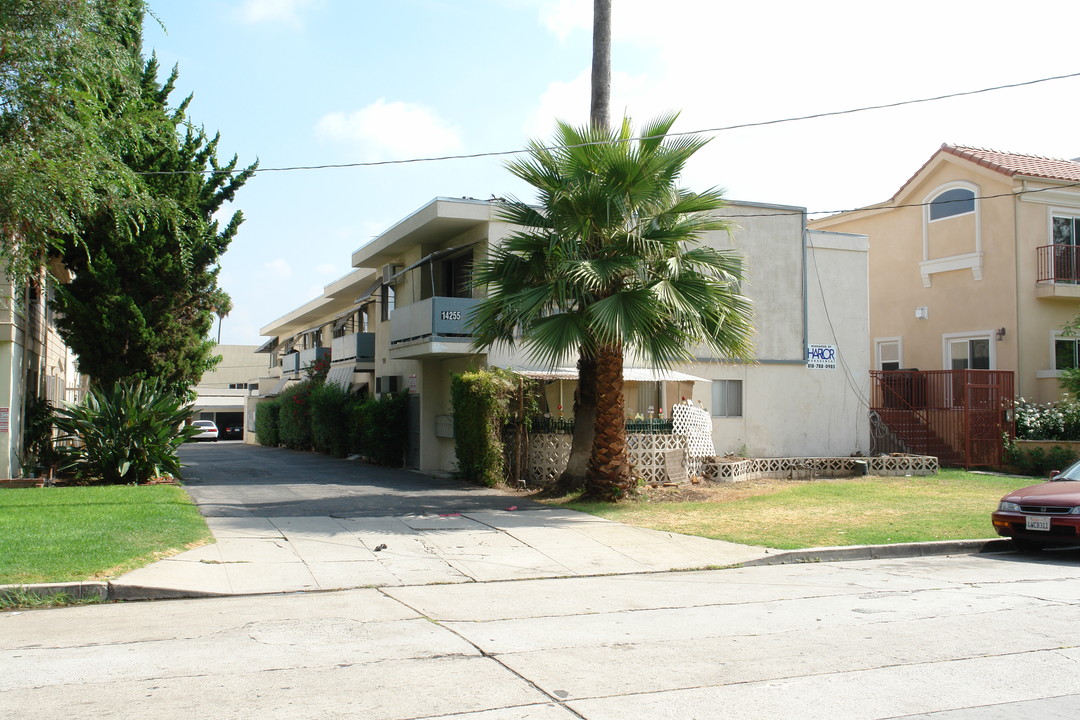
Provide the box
[406,394,421,468]
[948,338,990,370]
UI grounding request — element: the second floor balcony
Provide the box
[389,296,480,359]
[1036,244,1080,298]
[283,346,331,375]
[330,332,375,366]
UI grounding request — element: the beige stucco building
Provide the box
[252,196,871,472]
[810,145,1080,404]
[0,270,82,478]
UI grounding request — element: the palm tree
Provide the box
[470,114,754,500]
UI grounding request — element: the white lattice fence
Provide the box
[525,433,699,485]
[710,455,939,482]
[525,433,572,484]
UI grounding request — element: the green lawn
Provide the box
[0,485,212,585]
[551,469,1032,550]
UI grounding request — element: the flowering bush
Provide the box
[1014,398,1080,441]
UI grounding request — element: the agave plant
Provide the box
[53,379,201,484]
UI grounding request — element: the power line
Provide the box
[139,70,1080,178]
[721,180,1080,220]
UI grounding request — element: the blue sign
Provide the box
[807,344,837,370]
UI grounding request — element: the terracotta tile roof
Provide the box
[942,144,1080,182]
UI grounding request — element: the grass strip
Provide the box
[0,485,212,585]
[551,470,1030,549]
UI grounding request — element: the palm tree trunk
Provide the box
[584,343,632,500]
[555,354,595,493]
[590,0,611,131]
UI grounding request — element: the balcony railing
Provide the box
[1037,244,1080,283]
[281,352,300,375]
[283,347,330,375]
[331,332,375,364]
[390,296,480,348]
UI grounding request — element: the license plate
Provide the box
[1025,516,1051,531]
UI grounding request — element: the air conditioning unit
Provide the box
[382,264,403,284]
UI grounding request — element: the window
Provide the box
[948,337,991,370]
[1056,337,1080,370]
[441,250,473,298]
[1053,215,1080,245]
[228,383,250,390]
[877,339,901,371]
[711,380,743,418]
[380,284,395,322]
[929,188,975,221]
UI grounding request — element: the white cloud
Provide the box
[236,0,316,27]
[523,69,652,139]
[314,100,464,161]
[263,258,292,279]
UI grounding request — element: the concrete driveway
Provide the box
[177,441,548,517]
[110,443,773,599]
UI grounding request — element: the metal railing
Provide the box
[870,369,1014,468]
[1037,244,1080,283]
[524,417,675,435]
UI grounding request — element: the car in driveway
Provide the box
[189,420,219,441]
[220,424,243,440]
[992,463,1080,550]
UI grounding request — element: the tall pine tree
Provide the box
[51,15,256,391]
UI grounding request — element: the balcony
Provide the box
[284,347,330,375]
[1036,244,1080,299]
[281,352,300,375]
[331,332,375,366]
[389,296,480,359]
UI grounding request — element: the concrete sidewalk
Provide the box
[109,507,777,600]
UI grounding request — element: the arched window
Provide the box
[929,187,975,221]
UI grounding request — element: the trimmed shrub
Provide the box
[347,395,376,457]
[277,380,315,450]
[366,392,409,467]
[255,399,280,447]
[1005,441,1079,477]
[450,370,516,486]
[310,383,351,458]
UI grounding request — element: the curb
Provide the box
[1,581,110,605]
[4,539,1021,606]
[743,538,1014,566]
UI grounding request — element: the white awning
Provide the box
[509,367,707,383]
[254,337,277,353]
[388,242,477,283]
[354,278,382,304]
[326,365,354,392]
[191,395,247,410]
[261,377,298,396]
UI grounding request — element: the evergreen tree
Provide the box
[53,50,256,390]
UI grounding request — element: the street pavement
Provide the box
[4,552,1080,719]
[6,443,1080,718]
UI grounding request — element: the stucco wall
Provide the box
[812,152,1080,404]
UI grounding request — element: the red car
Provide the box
[992,464,1080,550]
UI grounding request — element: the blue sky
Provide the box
[143,0,1080,345]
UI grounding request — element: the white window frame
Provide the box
[711,379,743,418]
[942,330,995,370]
[920,181,983,287]
[875,337,903,371]
[1051,330,1080,373]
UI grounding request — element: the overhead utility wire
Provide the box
[140,70,1080,178]
[727,180,1080,220]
